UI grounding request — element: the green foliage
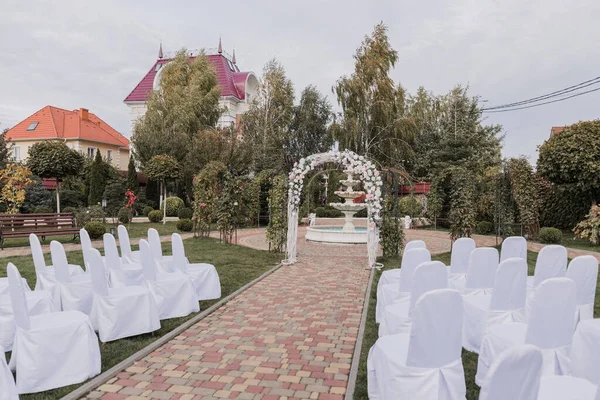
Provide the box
[476,221,494,235]
[315,206,344,218]
[0,132,11,169]
[148,210,164,223]
[426,178,444,220]
[178,207,193,220]
[380,194,405,256]
[160,196,184,217]
[60,189,87,209]
[142,206,154,217]
[127,156,138,192]
[118,207,132,224]
[193,161,227,237]
[398,196,423,218]
[538,179,593,230]
[216,173,240,244]
[84,221,106,240]
[266,174,288,252]
[73,205,105,228]
[22,176,53,213]
[506,157,540,239]
[102,183,126,216]
[144,154,182,183]
[33,206,53,214]
[448,168,477,240]
[573,206,600,246]
[62,206,77,213]
[88,150,106,206]
[176,218,194,232]
[539,227,562,244]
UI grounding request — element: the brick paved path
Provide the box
[84,236,371,399]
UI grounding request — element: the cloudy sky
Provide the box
[2,0,599,163]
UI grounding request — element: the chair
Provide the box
[29,233,83,291]
[450,247,499,294]
[368,289,465,399]
[404,240,427,253]
[139,240,199,319]
[148,228,173,270]
[448,237,476,276]
[0,277,30,296]
[566,256,598,323]
[88,248,160,342]
[51,241,93,314]
[103,233,145,287]
[476,278,576,385]
[376,242,427,302]
[527,245,567,289]
[118,225,140,263]
[0,346,18,400]
[170,233,221,300]
[376,248,431,323]
[7,263,100,394]
[379,261,447,336]
[500,236,527,262]
[462,258,527,353]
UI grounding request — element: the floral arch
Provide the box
[284,150,383,268]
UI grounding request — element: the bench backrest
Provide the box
[0,213,76,233]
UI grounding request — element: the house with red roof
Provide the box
[4,106,130,170]
[124,39,259,134]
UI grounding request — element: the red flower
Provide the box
[353,193,367,204]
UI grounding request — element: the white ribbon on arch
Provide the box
[283,150,383,268]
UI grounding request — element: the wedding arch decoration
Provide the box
[284,149,383,268]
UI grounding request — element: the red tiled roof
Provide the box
[399,182,431,195]
[550,126,566,137]
[5,106,129,148]
[124,54,250,103]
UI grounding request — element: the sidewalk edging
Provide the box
[60,262,284,400]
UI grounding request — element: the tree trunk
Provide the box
[56,180,60,213]
[163,181,167,225]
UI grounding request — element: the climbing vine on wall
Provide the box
[266,174,288,252]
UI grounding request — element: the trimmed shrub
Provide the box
[33,206,53,214]
[148,210,164,223]
[160,196,185,217]
[476,221,494,235]
[142,206,154,217]
[178,207,193,220]
[60,189,87,209]
[539,227,562,244]
[84,221,106,239]
[176,218,194,232]
[118,207,132,224]
[315,206,344,218]
[62,206,77,214]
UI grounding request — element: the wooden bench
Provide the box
[0,213,80,249]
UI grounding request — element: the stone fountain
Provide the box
[330,170,367,232]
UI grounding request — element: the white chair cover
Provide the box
[462,258,527,353]
[368,289,465,399]
[404,240,427,253]
[103,233,145,287]
[448,237,476,275]
[527,245,567,288]
[80,228,93,251]
[51,241,93,314]
[376,248,431,323]
[7,263,100,394]
[148,228,173,269]
[0,347,18,400]
[571,319,600,386]
[170,233,221,300]
[139,240,199,319]
[500,236,527,262]
[88,248,160,342]
[537,376,600,400]
[118,225,140,263]
[29,233,83,291]
[0,277,30,296]
[379,261,447,337]
[476,278,576,385]
[451,247,499,294]
[479,344,543,400]
[566,256,598,323]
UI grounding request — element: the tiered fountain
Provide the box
[304,170,368,244]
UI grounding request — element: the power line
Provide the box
[482,76,600,110]
[483,86,600,113]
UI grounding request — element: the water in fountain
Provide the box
[329,170,367,232]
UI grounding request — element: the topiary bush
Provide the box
[148,210,164,223]
[62,206,77,214]
[33,206,53,214]
[118,207,132,224]
[176,218,194,232]
[178,207,193,220]
[539,227,562,244]
[142,206,154,217]
[160,196,184,217]
[476,221,494,235]
[84,221,106,240]
[315,206,344,218]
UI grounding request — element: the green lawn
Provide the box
[0,236,280,400]
[354,249,591,400]
[533,230,600,253]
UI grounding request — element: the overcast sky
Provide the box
[2,0,599,164]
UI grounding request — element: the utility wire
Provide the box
[483,86,600,113]
[482,76,600,110]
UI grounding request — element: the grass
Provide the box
[534,230,600,253]
[0,236,280,400]
[353,249,578,400]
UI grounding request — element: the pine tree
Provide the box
[127,156,138,192]
[88,150,106,206]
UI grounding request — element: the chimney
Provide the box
[79,108,89,121]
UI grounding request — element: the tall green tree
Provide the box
[127,156,138,192]
[88,150,106,206]
[0,129,12,169]
[144,154,183,223]
[243,59,295,172]
[27,141,84,212]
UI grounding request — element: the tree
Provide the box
[127,156,138,192]
[27,141,84,213]
[0,129,12,169]
[243,59,295,172]
[506,157,540,239]
[144,154,183,223]
[537,120,600,207]
[333,22,415,168]
[0,164,34,213]
[88,150,106,206]
[22,176,53,213]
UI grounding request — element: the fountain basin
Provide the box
[305,225,368,244]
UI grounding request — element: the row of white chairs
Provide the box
[0,227,221,396]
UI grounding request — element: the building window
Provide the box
[87,147,97,157]
[27,122,39,131]
[107,150,112,162]
[12,147,20,161]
